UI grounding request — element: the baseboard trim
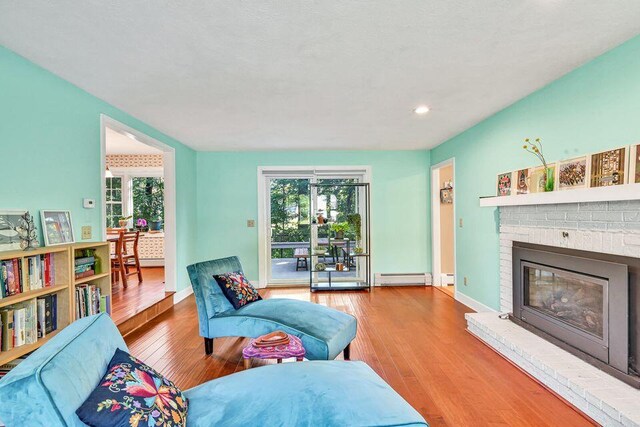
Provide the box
[173,285,193,304]
[454,291,497,313]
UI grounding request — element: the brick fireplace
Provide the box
[468,199,640,426]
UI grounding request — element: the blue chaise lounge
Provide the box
[0,313,428,426]
[187,256,357,360]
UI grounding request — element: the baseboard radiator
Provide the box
[374,273,431,286]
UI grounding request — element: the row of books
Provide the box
[0,254,56,299]
[75,284,110,318]
[0,294,58,352]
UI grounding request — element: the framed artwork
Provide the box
[41,210,75,246]
[496,172,513,196]
[0,210,27,251]
[515,169,529,195]
[557,156,589,190]
[630,144,640,184]
[590,147,628,187]
[528,164,556,193]
[440,187,453,204]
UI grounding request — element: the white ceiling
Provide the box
[1,1,639,151]
[105,127,163,155]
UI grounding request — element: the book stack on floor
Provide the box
[0,295,57,353]
[74,249,98,280]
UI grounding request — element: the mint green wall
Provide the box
[0,46,198,291]
[431,35,640,310]
[196,151,431,280]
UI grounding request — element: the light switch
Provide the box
[247,219,255,228]
[81,226,92,240]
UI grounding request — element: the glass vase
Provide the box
[544,167,555,192]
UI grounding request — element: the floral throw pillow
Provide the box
[76,348,188,427]
[213,272,262,309]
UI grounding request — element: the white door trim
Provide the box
[430,158,456,294]
[100,114,178,292]
[257,166,372,288]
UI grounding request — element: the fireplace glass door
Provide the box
[522,262,608,342]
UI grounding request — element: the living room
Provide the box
[1,2,639,426]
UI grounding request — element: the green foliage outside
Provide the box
[270,178,358,259]
[133,177,164,224]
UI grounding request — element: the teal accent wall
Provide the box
[431,35,640,310]
[196,150,431,280]
[0,46,198,291]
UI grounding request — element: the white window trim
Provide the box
[256,166,372,288]
[108,168,164,228]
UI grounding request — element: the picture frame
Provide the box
[440,187,453,204]
[629,143,640,184]
[41,210,75,246]
[514,168,529,195]
[0,210,28,252]
[589,147,628,187]
[556,156,589,191]
[496,171,513,196]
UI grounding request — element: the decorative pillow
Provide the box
[76,348,188,427]
[213,272,262,309]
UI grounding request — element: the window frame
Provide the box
[107,167,164,228]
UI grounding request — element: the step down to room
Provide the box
[116,292,175,336]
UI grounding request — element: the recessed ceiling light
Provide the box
[414,105,430,115]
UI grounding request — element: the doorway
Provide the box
[431,159,456,297]
[257,167,371,287]
[100,115,177,325]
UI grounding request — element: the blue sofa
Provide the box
[0,313,428,426]
[187,256,357,360]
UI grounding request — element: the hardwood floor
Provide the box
[125,286,594,426]
[112,267,172,325]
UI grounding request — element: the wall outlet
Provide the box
[459,218,463,228]
[464,276,468,286]
[247,219,255,228]
[81,226,92,240]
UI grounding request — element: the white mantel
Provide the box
[480,182,640,207]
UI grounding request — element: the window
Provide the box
[132,177,164,224]
[105,176,123,228]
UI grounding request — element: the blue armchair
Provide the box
[187,256,357,360]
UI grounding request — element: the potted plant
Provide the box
[149,217,163,231]
[135,218,148,231]
[118,215,132,228]
[330,222,349,239]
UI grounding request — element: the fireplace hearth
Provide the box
[512,242,639,388]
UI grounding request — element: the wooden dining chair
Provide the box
[110,230,143,288]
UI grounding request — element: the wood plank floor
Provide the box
[125,286,594,427]
[112,267,171,325]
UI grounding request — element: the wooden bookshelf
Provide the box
[71,242,112,320]
[0,245,73,365]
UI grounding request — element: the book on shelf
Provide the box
[0,354,28,379]
[0,258,23,298]
[0,296,57,352]
[75,284,110,318]
[74,249,102,281]
[25,253,56,291]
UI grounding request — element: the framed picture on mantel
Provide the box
[496,172,513,196]
[630,144,640,184]
[557,156,589,191]
[590,147,628,187]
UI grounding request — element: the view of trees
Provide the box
[270,178,358,258]
[133,177,165,223]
